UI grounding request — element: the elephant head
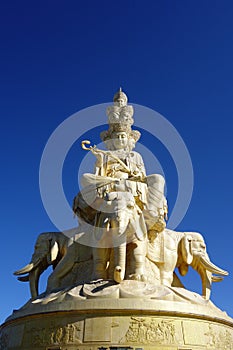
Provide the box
[14,232,69,298]
[177,232,228,300]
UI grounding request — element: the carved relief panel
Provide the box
[205,324,233,349]
[120,317,182,345]
[24,320,83,347]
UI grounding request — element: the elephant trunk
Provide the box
[114,242,126,283]
[14,258,48,298]
[196,264,212,300]
[29,267,40,299]
[29,262,48,298]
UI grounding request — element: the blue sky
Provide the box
[1,1,233,324]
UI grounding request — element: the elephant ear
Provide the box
[47,240,59,264]
[178,262,189,276]
[181,234,193,265]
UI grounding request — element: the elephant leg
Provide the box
[202,270,212,300]
[46,244,77,293]
[159,267,174,287]
[114,242,126,283]
[129,240,146,281]
[159,248,177,287]
[92,247,108,280]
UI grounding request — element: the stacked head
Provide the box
[101,88,140,151]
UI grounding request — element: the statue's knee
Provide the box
[147,174,165,191]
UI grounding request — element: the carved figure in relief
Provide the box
[28,323,81,346]
[123,317,176,344]
[205,324,233,349]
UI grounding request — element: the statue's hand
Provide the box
[129,171,145,182]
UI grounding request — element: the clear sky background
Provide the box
[1,1,233,324]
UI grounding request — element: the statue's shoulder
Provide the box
[129,151,143,160]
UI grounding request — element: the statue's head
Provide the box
[112,131,128,150]
[113,87,128,107]
[101,88,140,151]
[101,123,141,151]
[107,88,134,126]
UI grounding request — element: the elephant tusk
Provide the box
[199,256,228,276]
[14,263,34,275]
[212,275,224,282]
[17,275,29,282]
[114,266,124,283]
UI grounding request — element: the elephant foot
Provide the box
[128,274,147,282]
[114,266,125,283]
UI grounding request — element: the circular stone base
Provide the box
[1,284,233,349]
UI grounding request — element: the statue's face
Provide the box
[115,98,126,107]
[112,132,128,150]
